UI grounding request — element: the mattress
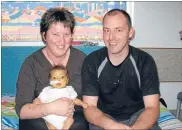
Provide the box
[1,94,182,130]
[158,104,182,129]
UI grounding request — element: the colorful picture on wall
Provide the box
[2,1,127,45]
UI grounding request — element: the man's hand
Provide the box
[107,122,133,130]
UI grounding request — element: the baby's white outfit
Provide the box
[38,85,77,129]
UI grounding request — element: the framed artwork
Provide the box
[1,1,134,46]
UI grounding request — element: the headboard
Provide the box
[2,46,182,94]
[2,46,103,94]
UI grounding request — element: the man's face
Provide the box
[103,13,134,56]
[50,69,69,88]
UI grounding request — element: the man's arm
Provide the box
[83,96,131,129]
[131,94,160,129]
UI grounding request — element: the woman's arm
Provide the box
[20,98,74,119]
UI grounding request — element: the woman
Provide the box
[15,7,88,130]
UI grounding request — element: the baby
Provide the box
[33,66,87,130]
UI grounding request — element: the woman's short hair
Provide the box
[40,7,75,44]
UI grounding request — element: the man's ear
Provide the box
[129,27,135,40]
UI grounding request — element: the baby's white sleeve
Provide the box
[67,86,78,100]
[38,86,51,103]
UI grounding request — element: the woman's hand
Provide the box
[48,98,75,117]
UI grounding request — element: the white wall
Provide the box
[132,2,182,48]
[160,82,182,110]
[131,2,182,110]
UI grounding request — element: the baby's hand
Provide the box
[74,98,88,108]
[82,103,88,109]
[33,98,41,105]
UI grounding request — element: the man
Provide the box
[82,9,161,130]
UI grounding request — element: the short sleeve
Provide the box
[67,86,78,99]
[38,87,50,103]
[81,56,99,96]
[140,55,160,96]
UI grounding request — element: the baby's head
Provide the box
[49,66,69,89]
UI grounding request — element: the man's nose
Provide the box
[109,31,115,40]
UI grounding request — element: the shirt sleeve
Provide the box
[140,55,160,96]
[15,57,37,117]
[67,49,86,100]
[81,56,99,96]
[67,86,78,99]
[38,87,50,103]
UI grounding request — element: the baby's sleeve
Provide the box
[38,87,51,103]
[67,86,78,100]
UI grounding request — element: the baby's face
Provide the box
[50,69,68,88]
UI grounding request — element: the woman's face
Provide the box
[44,22,72,58]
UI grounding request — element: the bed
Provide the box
[1,93,182,130]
